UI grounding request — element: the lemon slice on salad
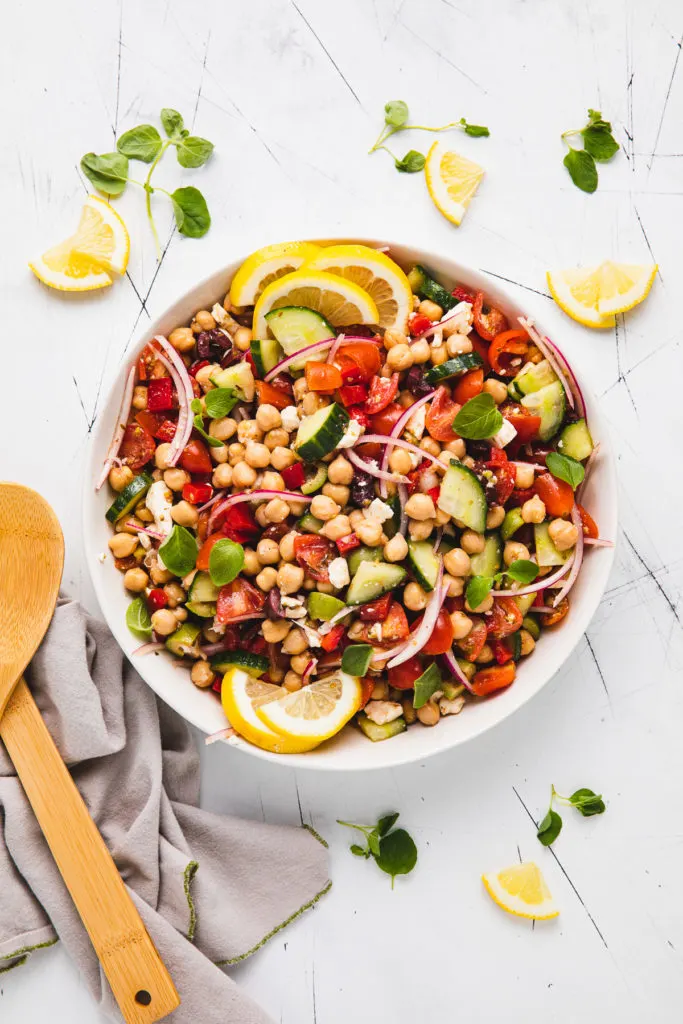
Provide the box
[301,244,412,331]
[255,671,362,744]
[229,241,322,307]
[253,270,379,338]
[29,195,130,291]
[482,862,559,920]
[547,261,657,326]
[425,141,485,226]
[221,667,321,754]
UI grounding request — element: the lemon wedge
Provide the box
[221,667,321,754]
[482,862,559,920]
[547,261,657,326]
[253,270,379,338]
[29,195,130,291]
[425,140,485,226]
[255,670,362,744]
[301,244,412,331]
[229,241,322,307]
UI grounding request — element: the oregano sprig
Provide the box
[370,100,489,172]
[338,813,417,888]
[561,109,619,193]
[537,785,606,847]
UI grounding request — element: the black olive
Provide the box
[404,366,433,397]
[351,469,375,508]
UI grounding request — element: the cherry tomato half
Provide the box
[388,656,424,691]
[486,597,523,638]
[305,361,343,392]
[455,618,488,662]
[425,386,460,442]
[420,609,455,655]
[355,601,409,645]
[365,373,399,414]
[502,404,542,444]
[370,402,404,436]
[120,423,155,472]
[576,503,599,539]
[488,330,529,377]
[180,439,213,475]
[293,534,337,582]
[472,292,509,342]
[535,473,574,517]
[216,578,266,623]
[471,662,516,696]
[453,368,484,405]
[336,342,381,383]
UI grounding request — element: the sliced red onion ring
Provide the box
[433,527,444,553]
[493,557,574,597]
[346,448,409,484]
[96,364,136,490]
[155,335,195,465]
[319,605,354,635]
[327,332,345,364]
[583,537,614,547]
[198,490,227,513]
[416,302,471,340]
[302,658,318,685]
[552,505,584,607]
[209,490,313,533]
[133,641,165,656]
[264,337,335,381]
[387,565,448,669]
[518,317,577,414]
[205,727,236,745]
[363,433,449,472]
[442,649,475,693]
[545,336,586,416]
[378,390,436,498]
[124,521,165,540]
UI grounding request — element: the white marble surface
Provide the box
[2,0,683,1020]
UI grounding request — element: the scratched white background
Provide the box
[2,0,683,1020]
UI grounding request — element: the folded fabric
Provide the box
[0,597,330,1022]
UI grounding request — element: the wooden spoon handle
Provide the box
[0,678,180,1023]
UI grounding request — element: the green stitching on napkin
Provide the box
[184,859,199,942]
[303,823,328,848]
[0,937,58,975]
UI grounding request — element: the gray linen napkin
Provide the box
[0,596,330,1022]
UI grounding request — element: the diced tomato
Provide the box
[120,423,156,472]
[359,676,375,708]
[245,350,258,376]
[452,285,476,304]
[255,380,291,410]
[196,532,224,571]
[180,439,212,475]
[293,534,337,582]
[532,591,546,608]
[388,656,423,691]
[157,419,178,443]
[485,451,516,505]
[320,624,346,652]
[137,345,157,381]
[486,597,523,638]
[221,503,259,543]
[338,357,365,385]
[543,597,569,626]
[146,377,174,411]
[147,588,168,611]
[535,473,574,517]
[337,342,382,383]
[355,600,409,645]
[339,384,369,407]
[135,410,165,436]
[189,359,210,377]
[488,330,529,376]
[469,333,491,370]
[359,592,392,622]
[492,637,515,665]
[487,447,507,467]
[281,462,306,490]
[427,485,441,505]
[472,292,509,341]
[425,386,460,442]
[576,503,599,539]
[409,313,433,337]
[455,618,487,662]
[508,487,536,507]
[405,468,421,495]
[182,482,213,505]
[336,532,360,554]
[471,662,516,696]
[369,402,404,435]
[349,406,371,431]
[197,510,210,544]
[502,404,541,443]
[453,368,484,404]
[305,361,343,392]
[420,608,454,655]
[364,374,399,415]
[216,578,266,623]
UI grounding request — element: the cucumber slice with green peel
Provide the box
[501,508,525,542]
[357,713,407,742]
[441,680,466,700]
[265,306,335,370]
[558,418,594,461]
[513,593,537,616]
[407,541,440,592]
[165,622,201,656]
[188,570,220,604]
[521,381,566,441]
[185,601,217,618]
[301,463,328,495]
[250,337,283,377]
[469,532,502,577]
[382,493,402,539]
[455,657,476,682]
[407,265,457,312]
[437,461,487,533]
[509,359,558,397]
[295,403,350,462]
[346,561,407,605]
[424,352,484,385]
[210,361,255,401]
[209,650,269,677]
[297,512,324,534]
[106,473,153,523]
[504,631,522,660]
[534,521,571,566]
[347,545,383,577]
[522,615,540,640]
[307,592,347,621]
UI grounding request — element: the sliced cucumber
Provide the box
[469,532,502,577]
[346,561,407,605]
[521,380,566,441]
[295,403,350,462]
[297,512,324,534]
[534,521,571,567]
[347,545,383,576]
[357,713,407,742]
[522,615,540,640]
[185,601,217,618]
[210,361,255,401]
[513,593,537,616]
[250,337,283,377]
[407,265,457,311]
[437,461,487,533]
[188,570,220,604]
[558,418,594,461]
[382,493,402,540]
[504,631,522,660]
[106,473,153,523]
[424,352,483,385]
[210,650,269,677]
[307,592,346,621]
[509,359,557,398]
[265,306,335,370]
[165,622,201,656]
[301,463,328,495]
[501,507,524,542]
[455,657,476,682]
[407,541,440,592]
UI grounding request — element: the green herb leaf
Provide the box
[208,538,245,587]
[385,100,409,128]
[377,812,400,836]
[161,108,185,138]
[192,411,223,448]
[582,126,619,162]
[537,809,563,846]
[125,596,152,639]
[204,387,239,419]
[375,828,418,886]
[545,451,585,489]
[563,149,598,193]
[453,393,503,440]
[460,118,490,137]
[394,149,425,173]
[176,135,215,169]
[367,831,381,858]
[158,525,198,577]
[341,644,373,676]
[80,152,129,196]
[117,124,163,163]
[586,109,612,131]
[350,844,369,857]
[171,186,211,238]
[466,575,494,610]
[569,788,606,816]
[412,663,442,709]
[505,559,539,585]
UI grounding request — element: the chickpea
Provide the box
[262,471,285,492]
[418,299,443,321]
[242,549,261,576]
[289,500,307,517]
[483,378,508,405]
[267,447,296,474]
[255,566,278,592]
[191,661,216,688]
[233,326,252,351]
[410,339,431,364]
[322,483,350,506]
[264,498,290,523]
[404,581,429,611]
[383,328,409,349]
[164,582,186,608]
[443,547,471,577]
[173,606,188,623]
[292,377,309,401]
[168,327,196,353]
[389,448,413,475]
[228,442,246,467]
[435,509,451,526]
[349,509,366,530]
[211,444,229,464]
[386,344,414,372]
[279,532,298,562]
[321,514,352,541]
[444,439,466,459]
[171,501,199,528]
[131,386,147,411]
[163,468,189,492]
[283,671,303,692]
[486,505,506,530]
[237,419,263,444]
[371,680,390,701]
[264,428,290,451]
[417,700,440,726]
[450,610,473,641]
[287,653,309,676]
[519,629,536,656]
[282,627,308,655]
[254,505,269,529]
[151,609,178,636]
[430,346,448,367]
[209,416,237,442]
[257,538,280,565]
[324,456,351,486]
[195,310,217,332]
[255,404,282,432]
[195,364,220,390]
[514,462,535,490]
[150,563,174,585]
[504,540,530,567]
[277,563,305,595]
[465,593,494,614]
[262,619,292,643]
[460,529,486,555]
[136,505,154,523]
[355,517,383,547]
[446,334,474,357]
[443,574,464,597]
[384,533,409,562]
[232,461,258,489]
[527,344,543,364]
[475,643,495,664]
[522,494,546,524]
[347,621,366,640]
[244,441,271,469]
[420,437,442,459]
[405,493,436,521]
[109,464,133,492]
[409,519,434,541]
[548,518,579,552]
[403,699,418,725]
[212,464,233,489]
[317,580,336,594]
[154,443,173,470]
[123,567,148,592]
[107,533,137,558]
[310,495,340,521]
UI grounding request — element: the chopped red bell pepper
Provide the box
[349,406,371,429]
[182,482,213,505]
[533,590,546,608]
[487,447,508,467]
[281,462,306,490]
[339,360,365,385]
[320,624,346,652]
[189,359,210,377]
[222,503,259,542]
[336,532,360,554]
[339,384,369,407]
[147,588,168,611]
[156,419,178,443]
[359,592,392,622]
[147,377,174,411]
[427,485,441,505]
[409,313,433,336]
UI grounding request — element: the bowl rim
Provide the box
[84,237,618,772]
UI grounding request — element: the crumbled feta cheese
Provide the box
[138,532,152,549]
[211,303,232,329]
[299,622,322,647]
[282,593,307,618]
[489,418,518,449]
[281,405,300,432]
[439,695,466,716]
[281,595,304,608]
[97,551,107,563]
[364,498,395,524]
[364,701,404,725]
[442,303,473,335]
[430,328,444,349]
[146,480,174,537]
[337,418,364,448]
[328,557,350,589]
[405,404,426,442]
[368,622,383,642]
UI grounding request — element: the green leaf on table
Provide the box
[171,186,211,237]
[125,597,152,639]
[204,387,239,419]
[546,451,585,489]
[350,844,369,858]
[505,560,539,585]
[582,126,619,162]
[563,149,598,193]
[208,538,245,587]
[117,124,163,163]
[466,575,493,611]
[375,828,418,887]
[453,393,503,440]
[377,812,400,836]
[176,135,215,168]
[159,525,198,577]
[394,149,425,173]
[569,788,606,816]
[161,108,185,138]
[460,118,490,137]
[537,809,563,846]
[384,100,409,128]
[412,663,442,709]
[80,151,129,196]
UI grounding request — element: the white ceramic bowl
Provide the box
[85,239,617,771]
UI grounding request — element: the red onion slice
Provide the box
[205,727,236,745]
[493,557,574,597]
[319,605,354,634]
[302,658,318,685]
[326,332,345,364]
[133,641,165,656]
[433,527,444,552]
[363,434,449,473]
[209,490,313,533]
[377,390,435,498]
[584,537,613,548]
[155,335,195,465]
[552,505,584,607]
[124,521,165,540]
[198,490,227,513]
[264,337,335,381]
[387,565,448,668]
[96,364,136,490]
[346,448,409,484]
[442,649,475,693]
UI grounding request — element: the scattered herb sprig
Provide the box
[338,813,417,887]
[537,785,606,847]
[370,100,489,173]
[81,108,214,257]
[561,109,619,193]
[465,560,539,611]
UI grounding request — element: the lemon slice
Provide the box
[255,670,362,743]
[29,196,130,291]
[425,141,485,226]
[229,241,322,307]
[253,270,379,338]
[221,667,321,754]
[482,862,559,920]
[301,244,412,331]
[547,261,657,325]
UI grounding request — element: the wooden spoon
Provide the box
[0,483,179,1023]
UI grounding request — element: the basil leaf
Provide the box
[586,109,612,131]
[377,812,400,836]
[208,538,245,587]
[563,149,598,193]
[171,186,211,238]
[395,149,425,173]
[569,788,606,816]
[466,575,493,610]
[176,135,214,168]
[385,100,409,128]
[537,809,563,846]
[375,828,418,886]
[80,152,129,196]
[205,387,239,419]
[582,126,619,162]
[453,393,503,440]
[367,831,381,858]
[159,525,198,577]
[505,559,539,585]
[117,124,163,163]
[192,412,223,448]
[350,844,369,857]
[125,596,152,639]
[161,108,185,138]
[341,644,373,676]
[412,663,442,709]
[546,451,585,489]
[460,119,490,137]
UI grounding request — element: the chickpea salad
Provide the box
[97,241,609,754]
